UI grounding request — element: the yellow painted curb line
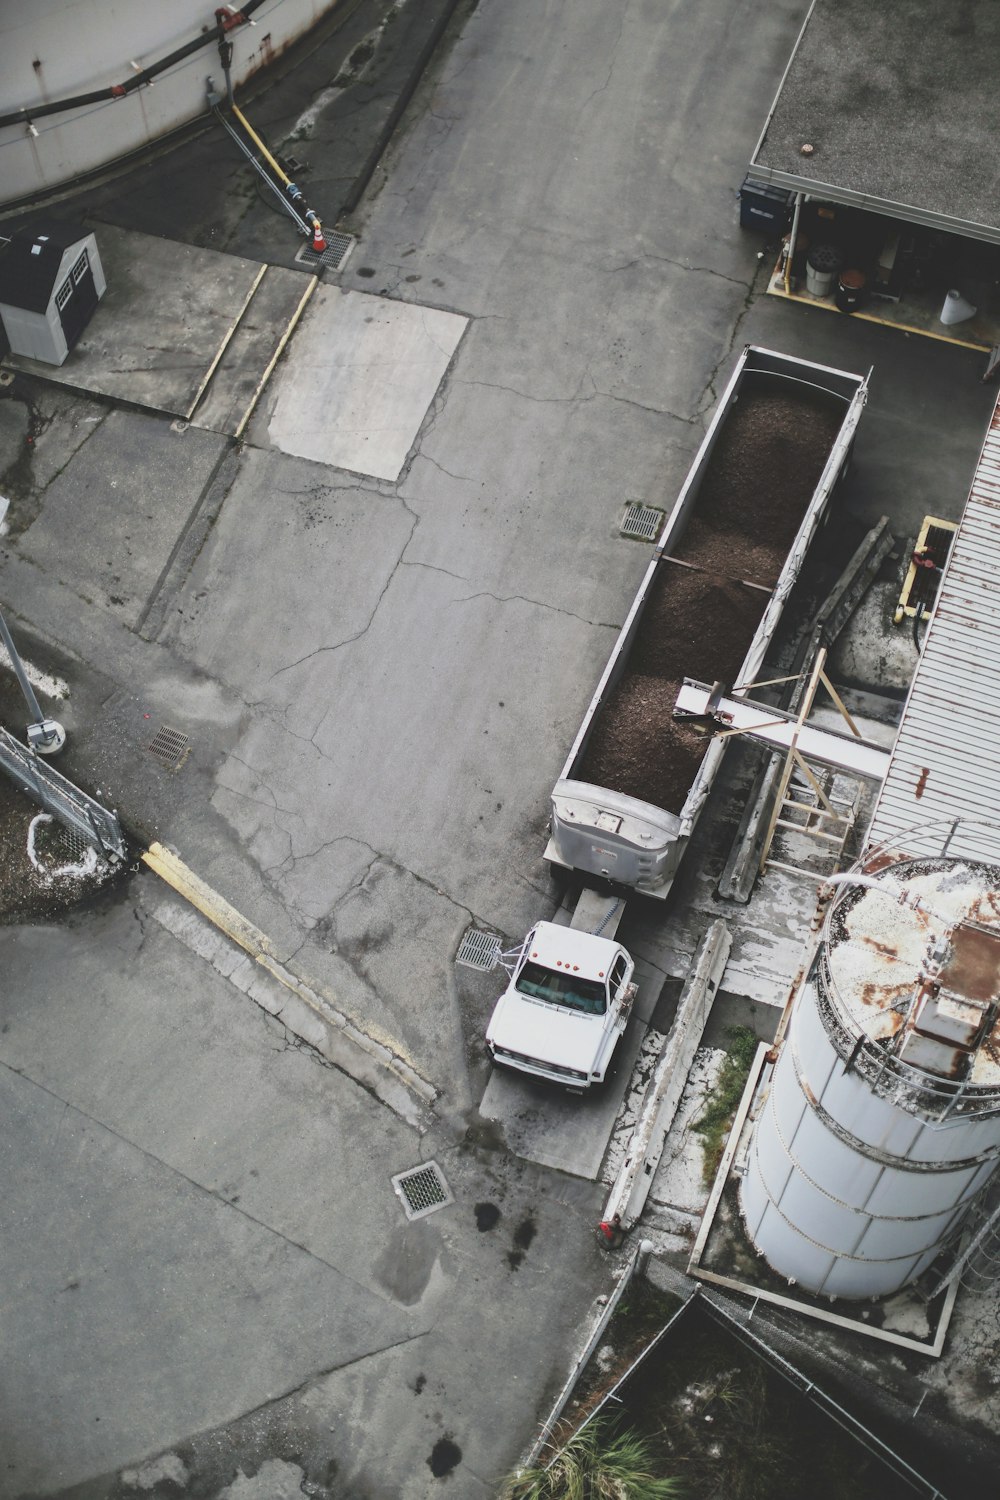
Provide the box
[233,273,319,440]
[765,277,991,351]
[142,841,437,1109]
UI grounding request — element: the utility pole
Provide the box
[0,497,65,753]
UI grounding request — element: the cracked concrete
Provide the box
[5,0,1000,1495]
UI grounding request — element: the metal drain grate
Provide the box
[392,1161,453,1222]
[456,927,502,972]
[49,823,92,862]
[620,502,664,542]
[32,818,93,864]
[295,231,356,272]
[146,725,190,771]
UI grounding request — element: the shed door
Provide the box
[56,250,98,350]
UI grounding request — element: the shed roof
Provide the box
[868,392,1000,863]
[0,221,89,313]
[747,0,1000,244]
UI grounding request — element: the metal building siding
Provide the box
[868,397,1000,861]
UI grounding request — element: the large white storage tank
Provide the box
[0,2,338,209]
[740,842,1000,1300]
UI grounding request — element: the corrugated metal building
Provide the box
[868,394,1000,862]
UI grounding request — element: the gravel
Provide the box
[0,777,125,923]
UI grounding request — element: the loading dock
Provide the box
[743,0,1000,356]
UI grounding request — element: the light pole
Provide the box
[0,497,66,753]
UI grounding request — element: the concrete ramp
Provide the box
[2,224,312,427]
[189,265,317,437]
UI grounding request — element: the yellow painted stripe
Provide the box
[185,262,268,420]
[141,841,437,1104]
[233,274,319,439]
[766,278,991,351]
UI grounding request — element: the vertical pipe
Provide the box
[785,191,803,294]
[0,609,45,726]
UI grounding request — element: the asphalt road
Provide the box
[2,1,999,1497]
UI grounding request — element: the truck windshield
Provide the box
[515,961,607,1015]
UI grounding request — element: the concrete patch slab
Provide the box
[262,285,468,481]
[479,1018,651,1180]
[3,224,265,418]
[15,408,228,629]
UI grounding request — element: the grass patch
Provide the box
[499,1418,681,1499]
[692,1026,759,1185]
[534,1299,925,1500]
[562,1281,682,1429]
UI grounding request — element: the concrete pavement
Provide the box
[3,0,1000,1495]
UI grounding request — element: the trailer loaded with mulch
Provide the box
[544,345,868,899]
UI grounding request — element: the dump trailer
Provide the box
[544,345,868,899]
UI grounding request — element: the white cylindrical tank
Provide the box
[740,849,1000,1300]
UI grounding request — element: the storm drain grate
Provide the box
[456,927,502,972]
[620,502,664,542]
[146,725,190,771]
[392,1161,453,1222]
[295,231,356,273]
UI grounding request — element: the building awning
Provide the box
[747,0,1000,245]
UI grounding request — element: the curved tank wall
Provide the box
[740,853,1000,1300]
[0,1,333,209]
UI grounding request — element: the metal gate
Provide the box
[0,727,127,862]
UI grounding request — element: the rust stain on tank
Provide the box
[857,980,909,1028]
[938,922,1000,1004]
[914,767,929,800]
[860,936,900,960]
[861,848,912,875]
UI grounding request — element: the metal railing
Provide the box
[0,727,126,862]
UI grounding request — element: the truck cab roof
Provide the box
[526,920,621,982]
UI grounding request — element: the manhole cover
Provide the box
[392,1161,453,1222]
[146,725,190,771]
[456,928,502,972]
[620,502,663,542]
[295,231,356,273]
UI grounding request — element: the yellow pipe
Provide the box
[231,102,292,187]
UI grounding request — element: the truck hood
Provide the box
[487,990,607,1073]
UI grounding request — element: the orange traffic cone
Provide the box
[310,219,326,253]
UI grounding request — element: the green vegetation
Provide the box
[532,1291,924,1500]
[692,1026,759,1184]
[499,1420,682,1499]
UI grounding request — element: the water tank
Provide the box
[740,844,1000,1300]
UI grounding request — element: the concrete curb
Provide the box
[143,841,438,1127]
[601,919,732,1231]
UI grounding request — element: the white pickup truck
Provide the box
[485,914,636,1090]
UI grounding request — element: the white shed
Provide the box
[0,222,106,366]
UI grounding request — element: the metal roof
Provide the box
[747,0,1000,245]
[868,393,1000,862]
[0,221,89,312]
